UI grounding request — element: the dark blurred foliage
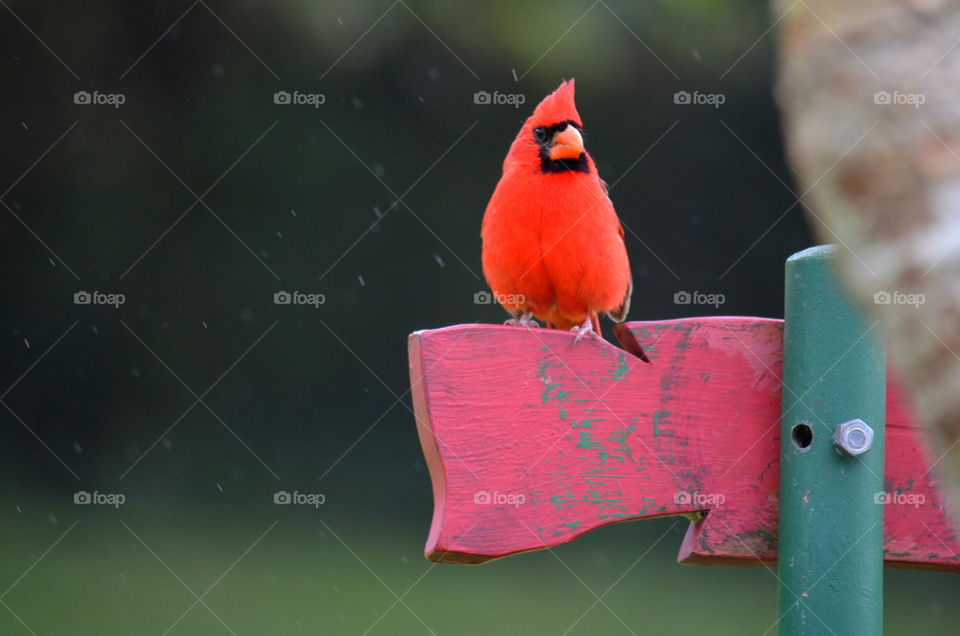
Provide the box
[1,1,952,633]
[2,0,802,499]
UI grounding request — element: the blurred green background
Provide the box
[1,0,956,633]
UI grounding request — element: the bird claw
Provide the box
[570,318,599,344]
[505,312,539,328]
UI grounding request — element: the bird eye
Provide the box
[533,126,548,143]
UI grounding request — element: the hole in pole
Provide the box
[791,423,813,451]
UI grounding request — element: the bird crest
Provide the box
[531,79,582,129]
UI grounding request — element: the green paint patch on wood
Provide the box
[635,324,673,360]
[541,385,571,404]
[576,431,601,449]
[653,409,670,437]
[571,417,602,429]
[550,492,575,510]
[634,454,650,476]
[610,352,630,380]
[673,324,696,353]
[638,498,665,515]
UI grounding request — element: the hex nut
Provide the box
[833,419,874,456]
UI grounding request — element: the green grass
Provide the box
[0,502,955,634]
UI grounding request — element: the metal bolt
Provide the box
[833,419,874,456]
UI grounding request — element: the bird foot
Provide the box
[505,312,540,328]
[570,318,599,344]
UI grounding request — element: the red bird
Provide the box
[481,79,633,344]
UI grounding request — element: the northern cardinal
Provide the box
[481,79,635,346]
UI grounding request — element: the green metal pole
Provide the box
[778,245,886,635]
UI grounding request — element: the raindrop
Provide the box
[21,122,28,130]
[216,483,223,492]
[337,17,344,25]
[212,62,225,78]
[239,308,254,323]
[49,258,56,267]
[162,438,173,450]
[512,68,519,82]
[48,513,58,525]
[73,441,83,454]
[16,506,21,513]
[427,68,439,81]
[372,163,385,177]
[373,206,382,218]
[277,231,283,238]
[692,49,701,62]
[131,366,141,379]
[259,248,270,258]
[91,325,99,334]
[291,209,297,216]
[358,275,365,287]
[202,321,208,329]
[351,96,363,110]
[433,253,445,268]
[23,338,29,348]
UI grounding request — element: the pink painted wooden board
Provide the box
[408,318,960,571]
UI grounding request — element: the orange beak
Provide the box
[548,126,584,160]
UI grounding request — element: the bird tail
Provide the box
[606,279,632,323]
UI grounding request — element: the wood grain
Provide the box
[409,319,960,570]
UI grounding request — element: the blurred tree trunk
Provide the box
[775,0,960,510]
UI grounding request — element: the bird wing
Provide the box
[607,211,630,322]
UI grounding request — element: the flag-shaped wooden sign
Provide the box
[408,318,959,571]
